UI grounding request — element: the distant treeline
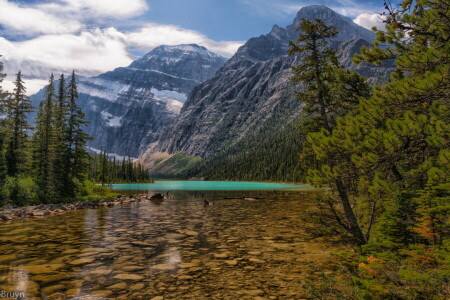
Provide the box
[88,150,153,184]
[177,122,306,182]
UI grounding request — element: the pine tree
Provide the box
[5,71,33,177]
[33,74,57,202]
[289,19,372,244]
[304,0,449,248]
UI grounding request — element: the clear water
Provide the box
[109,181,310,191]
[0,187,335,299]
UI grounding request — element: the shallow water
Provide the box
[109,181,310,191]
[0,189,338,299]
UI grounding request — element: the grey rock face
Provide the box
[152,6,392,162]
[229,5,375,65]
[30,44,227,157]
[286,5,376,43]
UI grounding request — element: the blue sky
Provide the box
[0,0,384,93]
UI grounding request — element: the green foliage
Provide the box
[0,70,133,207]
[158,103,306,183]
[77,180,118,201]
[87,151,153,184]
[151,152,201,178]
[290,18,373,245]
[5,71,33,177]
[289,18,371,133]
[300,0,450,298]
[33,74,58,202]
[62,71,91,196]
[3,176,38,207]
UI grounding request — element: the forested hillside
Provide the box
[0,68,152,206]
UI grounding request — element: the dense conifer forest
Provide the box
[0,67,152,206]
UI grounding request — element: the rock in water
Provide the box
[150,193,165,200]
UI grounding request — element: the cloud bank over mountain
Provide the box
[0,0,242,94]
[0,0,382,94]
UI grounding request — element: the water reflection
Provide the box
[0,190,337,299]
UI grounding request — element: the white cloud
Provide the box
[0,0,148,36]
[0,0,82,34]
[126,24,243,57]
[0,22,242,96]
[354,13,386,31]
[0,1,242,95]
[0,28,132,85]
[2,78,48,95]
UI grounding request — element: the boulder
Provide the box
[150,193,165,200]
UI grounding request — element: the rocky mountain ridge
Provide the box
[142,6,394,176]
[30,44,227,157]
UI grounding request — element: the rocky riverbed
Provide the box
[0,193,165,222]
[0,190,343,299]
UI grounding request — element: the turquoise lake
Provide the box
[108,180,309,191]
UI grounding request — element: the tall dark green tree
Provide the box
[62,71,91,196]
[5,71,33,177]
[33,74,57,202]
[288,19,371,133]
[53,74,68,194]
[289,18,372,245]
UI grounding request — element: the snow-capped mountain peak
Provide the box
[30,44,227,157]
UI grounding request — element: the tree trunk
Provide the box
[335,177,367,245]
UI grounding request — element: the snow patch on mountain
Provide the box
[79,78,130,102]
[158,44,221,59]
[151,88,187,103]
[101,111,123,127]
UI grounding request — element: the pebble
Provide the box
[225,260,238,266]
[249,258,265,263]
[113,274,144,280]
[213,253,230,259]
[109,282,127,290]
[246,289,265,296]
[153,263,175,271]
[130,283,145,290]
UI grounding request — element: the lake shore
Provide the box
[0,189,343,299]
[0,194,162,222]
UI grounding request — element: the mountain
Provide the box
[141,6,394,179]
[229,5,375,64]
[30,44,227,157]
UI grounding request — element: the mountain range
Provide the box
[29,5,394,180]
[30,44,227,158]
[140,5,394,179]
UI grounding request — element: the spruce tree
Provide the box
[62,71,91,196]
[33,74,57,202]
[5,71,33,177]
[53,74,68,195]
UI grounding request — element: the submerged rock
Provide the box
[113,274,144,280]
[150,193,165,200]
